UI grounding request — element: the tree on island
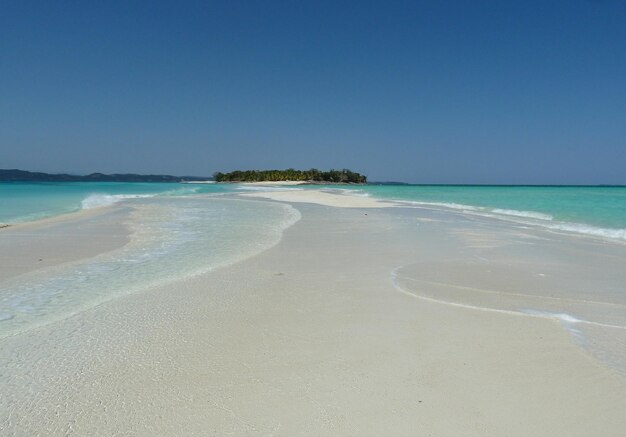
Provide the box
[213,168,366,184]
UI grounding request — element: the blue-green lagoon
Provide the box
[3,183,625,242]
[317,184,626,241]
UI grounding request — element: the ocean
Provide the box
[0,181,233,224]
[2,183,625,240]
[321,184,626,241]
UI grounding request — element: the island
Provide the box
[0,169,213,183]
[213,168,367,184]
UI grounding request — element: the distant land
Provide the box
[0,169,213,183]
[214,169,367,184]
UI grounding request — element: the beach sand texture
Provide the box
[1,190,625,436]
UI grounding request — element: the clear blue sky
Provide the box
[1,0,625,183]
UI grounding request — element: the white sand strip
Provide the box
[240,188,394,208]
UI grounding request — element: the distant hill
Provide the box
[0,169,212,183]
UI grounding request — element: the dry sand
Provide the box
[1,190,625,436]
[240,188,394,208]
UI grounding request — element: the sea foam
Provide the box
[400,200,481,211]
[546,222,626,241]
[491,208,553,221]
[81,193,157,209]
[332,188,371,197]
[391,199,626,242]
[80,186,201,210]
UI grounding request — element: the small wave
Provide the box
[547,223,626,241]
[400,200,481,211]
[80,187,203,210]
[401,201,552,220]
[521,309,581,324]
[387,199,625,242]
[501,309,586,344]
[158,186,201,196]
[334,188,371,197]
[391,267,626,331]
[476,211,625,242]
[491,209,553,221]
[81,194,157,209]
[520,309,626,330]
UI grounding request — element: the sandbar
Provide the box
[1,191,625,436]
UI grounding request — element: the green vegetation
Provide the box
[213,168,367,184]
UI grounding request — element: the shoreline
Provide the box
[243,188,626,243]
[1,190,625,434]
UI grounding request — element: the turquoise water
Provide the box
[316,185,626,240]
[1,182,625,240]
[0,182,234,223]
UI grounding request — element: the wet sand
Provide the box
[1,191,625,435]
[0,206,131,280]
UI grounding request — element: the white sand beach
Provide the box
[240,188,393,208]
[1,190,625,436]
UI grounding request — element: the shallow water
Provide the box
[317,184,626,241]
[388,207,626,376]
[0,196,300,337]
[3,183,625,242]
[0,181,236,223]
